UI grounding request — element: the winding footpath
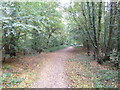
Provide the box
[30,47,74,88]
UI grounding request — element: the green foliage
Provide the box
[1,1,119,88]
[1,1,67,57]
[2,65,11,70]
[68,53,118,88]
[44,45,67,52]
[64,2,119,65]
[2,71,23,87]
[74,46,80,48]
[1,64,24,88]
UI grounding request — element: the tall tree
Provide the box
[97,2,102,63]
[105,2,117,61]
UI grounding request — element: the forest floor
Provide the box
[2,46,119,88]
[29,47,74,88]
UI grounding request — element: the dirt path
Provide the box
[30,46,75,88]
[2,46,118,88]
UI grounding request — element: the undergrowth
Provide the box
[2,64,37,88]
[67,53,118,88]
[44,45,67,52]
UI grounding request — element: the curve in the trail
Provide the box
[30,47,74,88]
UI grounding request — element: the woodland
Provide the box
[0,1,119,88]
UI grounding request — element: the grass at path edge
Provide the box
[44,45,68,52]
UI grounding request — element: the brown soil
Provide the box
[29,46,77,88]
[3,46,118,88]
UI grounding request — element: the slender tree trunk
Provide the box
[97,2,102,64]
[91,2,97,47]
[87,2,98,59]
[103,2,108,54]
[2,23,9,62]
[9,25,16,57]
[117,2,120,62]
[81,3,97,50]
[24,34,26,55]
[105,2,117,61]
[86,39,90,56]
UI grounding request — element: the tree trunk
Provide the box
[103,2,108,54]
[87,2,98,59]
[9,32,16,57]
[97,2,102,64]
[104,2,117,61]
[86,40,90,56]
[117,2,120,63]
